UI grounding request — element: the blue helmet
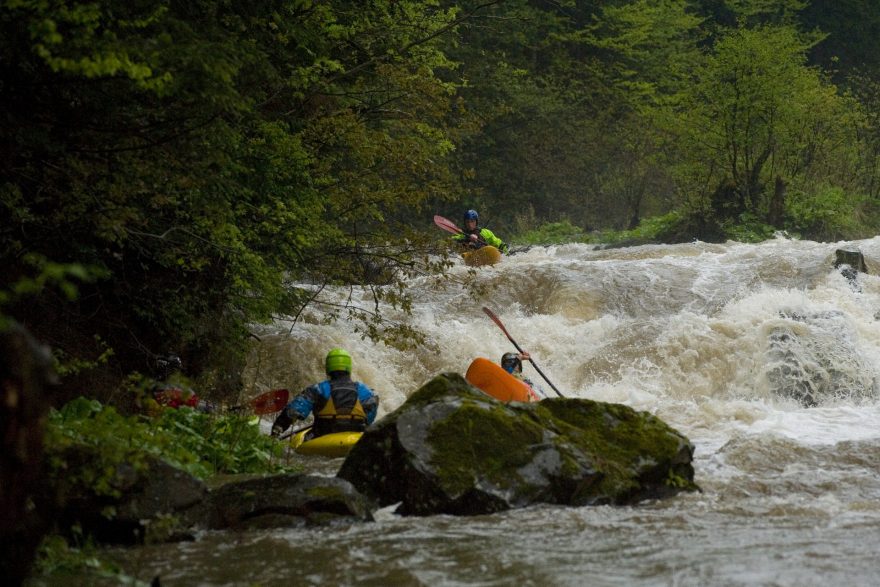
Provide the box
[464,209,479,222]
[501,352,521,374]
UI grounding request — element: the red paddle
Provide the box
[434,214,463,234]
[250,388,290,415]
[482,307,565,398]
[434,215,487,247]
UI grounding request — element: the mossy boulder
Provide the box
[337,373,698,516]
[207,474,375,529]
[52,449,210,545]
[54,451,374,544]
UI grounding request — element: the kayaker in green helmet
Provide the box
[501,351,544,401]
[271,348,379,440]
[453,209,509,253]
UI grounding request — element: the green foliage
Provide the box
[35,397,294,584]
[34,534,138,585]
[721,213,778,243]
[4,0,880,408]
[598,212,686,245]
[45,397,295,493]
[664,22,861,228]
[151,406,288,476]
[1,0,465,398]
[0,254,103,331]
[785,186,868,241]
[514,220,590,245]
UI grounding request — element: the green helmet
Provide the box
[325,348,352,374]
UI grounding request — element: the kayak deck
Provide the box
[462,245,502,267]
[289,428,362,458]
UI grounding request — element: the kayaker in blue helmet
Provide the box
[453,209,509,253]
[271,348,379,439]
[501,351,545,401]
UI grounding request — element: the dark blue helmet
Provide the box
[464,209,479,222]
[501,352,521,373]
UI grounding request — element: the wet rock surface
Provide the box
[337,373,698,516]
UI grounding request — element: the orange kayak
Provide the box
[465,357,540,402]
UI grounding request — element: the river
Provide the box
[109,236,880,586]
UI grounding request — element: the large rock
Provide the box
[57,453,374,543]
[337,373,698,516]
[55,451,210,544]
[208,474,374,529]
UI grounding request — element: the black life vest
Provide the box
[313,377,368,436]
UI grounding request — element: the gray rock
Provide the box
[337,373,698,516]
[207,474,374,529]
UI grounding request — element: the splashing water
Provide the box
[111,236,880,586]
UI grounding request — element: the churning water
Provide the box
[111,236,880,586]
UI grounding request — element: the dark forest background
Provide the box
[4,0,880,403]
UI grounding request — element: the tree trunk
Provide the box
[767,175,786,227]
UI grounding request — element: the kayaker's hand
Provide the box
[519,352,531,362]
[271,425,283,438]
[467,233,478,242]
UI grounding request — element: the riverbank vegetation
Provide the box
[3,0,880,403]
[30,398,296,583]
[4,1,880,580]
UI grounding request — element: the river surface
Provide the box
[109,237,880,586]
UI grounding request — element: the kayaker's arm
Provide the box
[479,228,509,253]
[452,233,483,249]
[271,385,318,436]
[357,383,379,424]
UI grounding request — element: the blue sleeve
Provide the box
[357,382,379,424]
[288,383,321,420]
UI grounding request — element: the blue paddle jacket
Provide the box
[273,373,378,436]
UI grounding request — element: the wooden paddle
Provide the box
[249,388,290,415]
[482,307,565,398]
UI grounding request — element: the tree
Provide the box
[667,24,859,226]
[0,0,465,400]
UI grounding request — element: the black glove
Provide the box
[272,407,294,433]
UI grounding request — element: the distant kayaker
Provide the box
[453,209,509,253]
[146,354,215,414]
[271,348,379,440]
[501,351,544,401]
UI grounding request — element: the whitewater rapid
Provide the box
[122,236,880,586]
[246,236,880,451]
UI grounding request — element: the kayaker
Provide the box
[501,352,545,401]
[146,354,215,413]
[453,209,509,253]
[271,348,379,439]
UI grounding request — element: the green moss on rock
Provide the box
[427,401,545,496]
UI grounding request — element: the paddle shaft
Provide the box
[482,307,565,398]
[279,423,312,441]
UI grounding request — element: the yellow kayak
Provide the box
[462,245,502,267]
[289,428,363,458]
